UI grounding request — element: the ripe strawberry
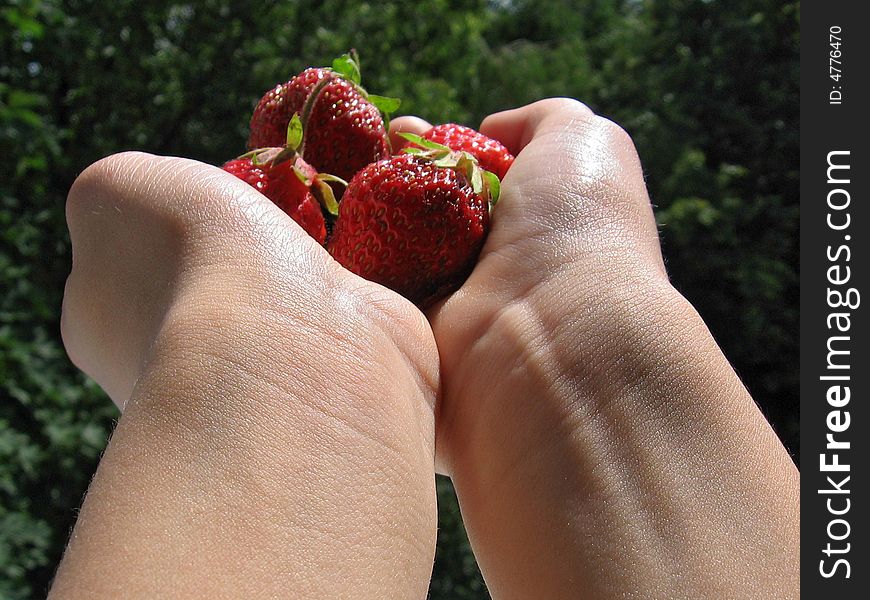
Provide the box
[223,154,328,244]
[327,137,500,305]
[224,117,343,245]
[248,53,400,183]
[405,123,515,180]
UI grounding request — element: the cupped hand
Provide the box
[56,152,439,599]
[391,101,798,600]
[393,99,668,478]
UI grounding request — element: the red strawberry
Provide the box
[223,154,328,244]
[406,123,514,180]
[327,139,500,305]
[223,118,343,245]
[248,53,399,184]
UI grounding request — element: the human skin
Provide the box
[53,153,440,598]
[396,100,800,599]
[54,99,799,599]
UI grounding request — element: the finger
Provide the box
[479,98,664,275]
[66,151,318,253]
[388,115,432,153]
[480,97,595,156]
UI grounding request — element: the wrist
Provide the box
[137,272,436,422]
[440,268,738,475]
[445,270,798,600]
[55,274,440,599]
[525,271,708,411]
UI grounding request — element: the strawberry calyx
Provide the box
[241,113,304,164]
[299,51,401,144]
[307,173,345,217]
[329,50,401,119]
[239,115,346,216]
[330,50,362,86]
[399,132,501,207]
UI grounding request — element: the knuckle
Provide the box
[66,151,159,225]
[533,98,597,142]
[71,151,158,197]
[541,97,595,119]
[594,115,636,149]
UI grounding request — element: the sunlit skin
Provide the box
[52,99,798,599]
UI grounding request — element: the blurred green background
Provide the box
[1,0,798,597]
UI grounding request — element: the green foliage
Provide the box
[1,0,798,597]
[432,477,488,599]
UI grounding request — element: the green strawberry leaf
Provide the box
[292,165,310,185]
[369,95,400,136]
[313,174,347,217]
[250,147,281,166]
[434,155,460,168]
[398,132,425,145]
[368,94,401,115]
[313,179,340,216]
[401,147,425,155]
[316,173,349,186]
[470,165,483,194]
[483,170,501,205]
[331,53,361,85]
[286,113,303,151]
[398,132,450,153]
[237,149,259,160]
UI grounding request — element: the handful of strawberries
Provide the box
[223,52,514,306]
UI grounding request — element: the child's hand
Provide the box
[394,100,799,599]
[55,152,439,598]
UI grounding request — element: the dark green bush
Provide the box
[1,1,798,597]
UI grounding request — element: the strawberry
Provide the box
[248,52,400,184]
[224,116,342,245]
[405,123,515,180]
[327,135,500,305]
[223,155,327,244]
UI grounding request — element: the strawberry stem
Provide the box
[328,51,400,151]
[298,74,336,156]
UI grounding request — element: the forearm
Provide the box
[51,288,437,599]
[447,277,799,599]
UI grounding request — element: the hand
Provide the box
[55,152,439,598]
[393,100,799,599]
